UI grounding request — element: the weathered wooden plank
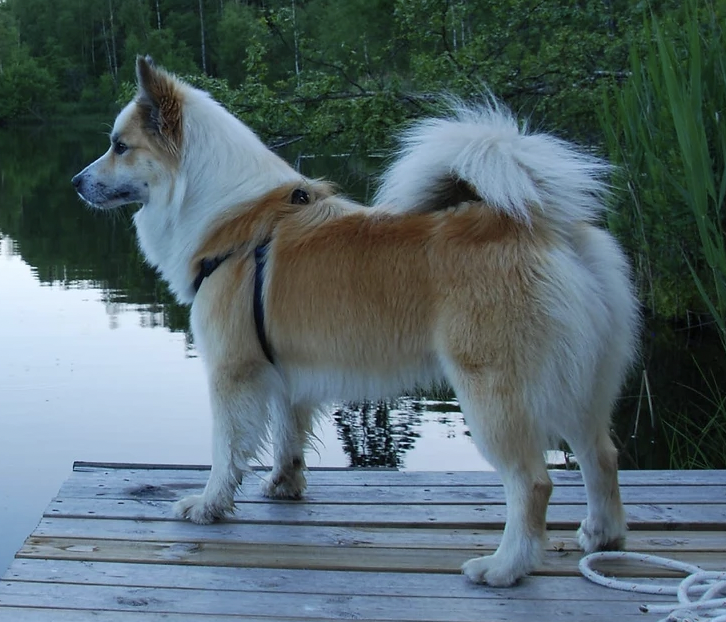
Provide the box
[0,607,359,622]
[16,536,725,577]
[30,518,726,553]
[57,479,514,504]
[2,558,683,601]
[68,464,726,486]
[0,606,653,622]
[0,605,325,622]
[0,580,667,621]
[56,479,726,505]
[72,462,395,473]
[43,497,726,528]
[13,536,484,573]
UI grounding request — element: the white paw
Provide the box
[577,517,627,553]
[260,468,307,499]
[174,494,234,524]
[461,553,530,587]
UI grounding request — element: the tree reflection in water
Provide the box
[333,396,462,468]
[333,400,420,468]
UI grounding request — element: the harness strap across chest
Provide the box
[192,187,310,365]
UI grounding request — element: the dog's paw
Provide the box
[174,494,233,524]
[261,468,307,500]
[577,517,627,553]
[462,553,530,587]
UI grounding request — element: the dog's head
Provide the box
[72,56,184,210]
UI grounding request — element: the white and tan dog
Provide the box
[72,56,639,587]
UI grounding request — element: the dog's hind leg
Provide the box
[568,425,626,553]
[450,369,552,587]
[560,226,635,553]
[261,401,317,499]
[561,359,629,553]
[175,364,279,524]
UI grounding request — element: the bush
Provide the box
[0,56,57,122]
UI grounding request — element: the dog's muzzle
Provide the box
[71,173,83,192]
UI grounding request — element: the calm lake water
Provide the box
[0,124,723,574]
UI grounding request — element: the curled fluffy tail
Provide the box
[373,101,610,226]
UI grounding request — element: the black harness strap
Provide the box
[253,240,274,364]
[192,252,233,293]
[252,188,308,364]
[191,186,311,366]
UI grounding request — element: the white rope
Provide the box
[579,551,726,622]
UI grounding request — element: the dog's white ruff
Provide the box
[128,86,306,304]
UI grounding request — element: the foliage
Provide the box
[1,0,671,147]
[602,2,726,323]
[602,0,726,468]
[0,56,57,121]
[0,6,57,122]
[663,368,726,469]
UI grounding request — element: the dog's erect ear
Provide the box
[135,55,182,151]
[135,55,162,109]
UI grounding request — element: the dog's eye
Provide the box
[114,142,128,155]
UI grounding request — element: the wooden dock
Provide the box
[1,463,724,621]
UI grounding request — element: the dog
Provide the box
[72,56,639,587]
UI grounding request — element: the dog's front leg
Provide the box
[175,365,276,524]
[261,401,318,499]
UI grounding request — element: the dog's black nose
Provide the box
[71,174,82,189]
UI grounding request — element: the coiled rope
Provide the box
[579,551,726,622]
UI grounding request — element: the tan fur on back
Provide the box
[195,188,548,383]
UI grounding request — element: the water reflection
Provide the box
[334,400,423,468]
[0,125,187,331]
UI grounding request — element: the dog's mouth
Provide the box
[73,179,140,210]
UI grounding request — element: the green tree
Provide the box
[214,2,264,86]
[0,5,57,122]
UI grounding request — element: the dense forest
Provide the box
[0,0,678,144]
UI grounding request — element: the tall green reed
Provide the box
[602,1,726,468]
